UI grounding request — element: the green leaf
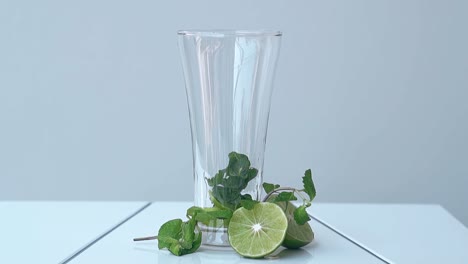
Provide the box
[240,194,253,201]
[227,152,251,177]
[180,218,196,249]
[156,218,202,256]
[246,168,258,182]
[207,169,226,187]
[212,186,242,209]
[192,213,213,223]
[263,182,280,194]
[293,205,311,225]
[302,169,316,201]
[157,219,182,249]
[240,199,259,210]
[224,175,248,189]
[186,206,203,218]
[193,209,232,223]
[204,208,233,219]
[169,243,183,256]
[273,192,297,203]
[180,230,201,255]
[209,191,229,210]
[157,236,180,245]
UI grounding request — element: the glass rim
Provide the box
[177,29,282,37]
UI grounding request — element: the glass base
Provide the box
[199,223,230,247]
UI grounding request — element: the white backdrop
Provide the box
[1,0,467,226]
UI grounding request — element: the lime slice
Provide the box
[275,200,314,249]
[228,202,288,258]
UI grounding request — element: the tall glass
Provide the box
[178,30,282,246]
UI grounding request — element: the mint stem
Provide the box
[262,187,298,202]
[133,235,158,241]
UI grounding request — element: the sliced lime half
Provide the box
[228,202,287,258]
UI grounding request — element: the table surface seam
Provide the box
[58,202,152,264]
[310,214,393,264]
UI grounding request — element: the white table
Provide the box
[0,201,149,264]
[2,202,466,263]
[69,202,383,263]
[312,203,468,264]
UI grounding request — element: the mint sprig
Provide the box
[262,169,317,225]
[155,206,232,256]
[207,152,258,210]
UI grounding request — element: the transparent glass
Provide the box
[178,30,282,246]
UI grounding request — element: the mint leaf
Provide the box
[186,206,204,218]
[206,209,232,219]
[273,191,297,203]
[302,169,316,201]
[263,182,280,194]
[240,193,259,209]
[157,236,179,245]
[212,186,241,209]
[227,152,251,177]
[180,218,196,249]
[169,243,183,256]
[240,199,259,210]
[182,229,201,255]
[193,213,215,223]
[195,210,232,223]
[240,193,253,201]
[224,175,250,189]
[157,219,183,249]
[187,206,232,225]
[207,169,226,187]
[246,168,258,182]
[156,218,201,256]
[194,213,211,225]
[293,205,311,225]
